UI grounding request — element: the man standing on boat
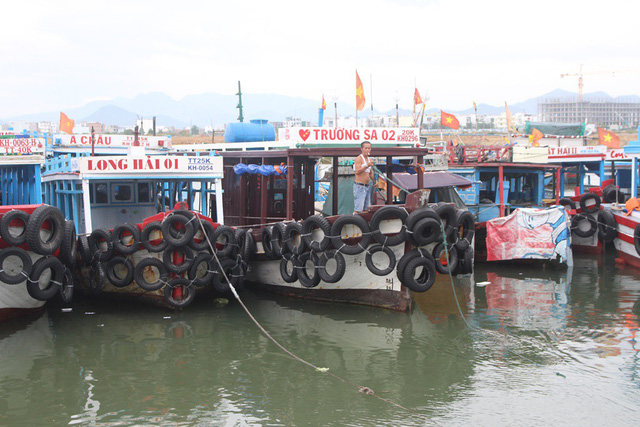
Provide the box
[353,141,374,212]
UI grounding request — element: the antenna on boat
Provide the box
[394,91,399,128]
[370,74,373,125]
[236,81,244,123]
[332,92,338,127]
[91,126,95,156]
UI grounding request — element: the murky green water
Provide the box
[1,253,639,425]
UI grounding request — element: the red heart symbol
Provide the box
[299,129,310,141]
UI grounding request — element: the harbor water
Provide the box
[1,252,639,425]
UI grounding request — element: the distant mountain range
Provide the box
[3,89,639,128]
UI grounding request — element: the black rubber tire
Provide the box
[78,235,92,265]
[316,250,346,283]
[365,245,397,276]
[279,253,298,283]
[559,198,577,211]
[402,256,437,293]
[261,227,277,259]
[134,257,168,291]
[457,247,474,275]
[396,248,436,283]
[188,252,216,287]
[58,267,74,304]
[190,219,216,252]
[284,222,307,255]
[163,246,194,274]
[406,208,441,246]
[211,225,236,258]
[435,203,457,241]
[270,222,288,257]
[59,221,77,266]
[571,213,597,238]
[241,231,255,262]
[233,228,247,259]
[25,205,64,255]
[302,215,331,252]
[112,223,141,255]
[330,215,372,255]
[89,228,114,262]
[432,242,459,274]
[597,210,617,243]
[454,210,475,251]
[634,224,640,255]
[163,278,196,309]
[141,221,167,253]
[212,258,242,293]
[89,262,106,295]
[27,256,63,301]
[369,206,408,247]
[106,256,134,288]
[0,247,32,284]
[579,193,601,214]
[161,214,195,247]
[295,251,321,288]
[602,185,625,204]
[411,218,442,246]
[0,209,29,246]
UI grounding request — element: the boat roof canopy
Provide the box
[524,122,585,137]
[392,171,473,190]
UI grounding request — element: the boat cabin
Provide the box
[0,132,45,206]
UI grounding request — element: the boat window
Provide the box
[138,182,151,203]
[91,183,109,204]
[112,183,133,202]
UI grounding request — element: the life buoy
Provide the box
[559,198,577,211]
[284,222,307,255]
[279,253,298,283]
[90,228,114,262]
[163,246,194,274]
[432,242,459,274]
[0,247,32,285]
[112,223,141,255]
[316,250,346,283]
[161,214,195,247]
[106,256,134,288]
[270,222,288,257]
[59,221,77,266]
[454,210,475,251]
[25,205,64,255]
[0,209,29,246]
[365,244,397,276]
[27,256,63,301]
[188,253,216,287]
[295,251,321,287]
[134,257,168,291]
[401,256,437,292]
[597,210,617,243]
[302,215,332,252]
[369,206,407,247]
[329,214,372,255]
[211,225,236,258]
[405,208,440,246]
[163,278,196,308]
[579,193,601,214]
[571,213,597,238]
[190,220,216,252]
[396,248,435,283]
[141,221,168,253]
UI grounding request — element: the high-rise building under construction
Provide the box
[538,97,640,128]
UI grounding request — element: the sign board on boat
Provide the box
[512,146,549,163]
[278,127,420,145]
[0,137,46,154]
[77,155,223,178]
[547,145,606,162]
[605,149,629,161]
[55,134,170,149]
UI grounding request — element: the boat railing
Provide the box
[44,152,89,175]
[446,145,513,165]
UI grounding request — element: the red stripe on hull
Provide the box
[0,306,45,322]
[617,251,640,269]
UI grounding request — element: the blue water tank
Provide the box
[224,119,276,142]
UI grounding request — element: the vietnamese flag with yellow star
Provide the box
[440,111,460,129]
[598,127,620,149]
[356,70,365,111]
[60,112,75,134]
[321,95,326,110]
[414,88,423,105]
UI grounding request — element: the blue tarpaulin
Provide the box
[233,163,287,176]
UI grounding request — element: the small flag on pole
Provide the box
[321,95,327,110]
[597,127,621,149]
[530,128,543,146]
[60,112,74,134]
[356,71,365,112]
[440,111,460,130]
[414,88,423,105]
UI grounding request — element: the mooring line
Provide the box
[196,217,438,424]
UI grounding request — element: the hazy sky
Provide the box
[2,0,639,118]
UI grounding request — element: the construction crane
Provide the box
[560,64,638,102]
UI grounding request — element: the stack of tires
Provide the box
[261,203,474,293]
[564,191,620,245]
[77,209,251,309]
[0,205,75,304]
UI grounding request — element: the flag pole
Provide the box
[370,73,373,126]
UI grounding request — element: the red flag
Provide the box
[440,111,460,130]
[356,70,365,111]
[530,128,543,146]
[598,127,620,149]
[60,112,74,134]
[414,88,423,105]
[321,95,326,110]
